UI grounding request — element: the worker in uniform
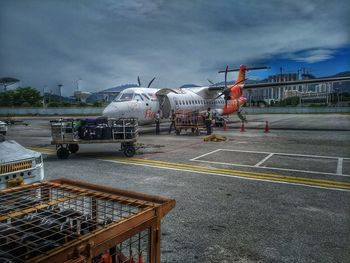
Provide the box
[155,110,161,135]
[168,110,176,134]
[205,107,212,135]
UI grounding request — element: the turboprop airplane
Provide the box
[102,65,350,125]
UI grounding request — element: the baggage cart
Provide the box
[175,109,205,136]
[0,178,175,263]
[50,118,139,159]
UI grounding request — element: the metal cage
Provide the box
[0,179,175,263]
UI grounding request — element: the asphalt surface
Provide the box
[4,114,350,263]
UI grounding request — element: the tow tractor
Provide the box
[0,137,44,189]
[0,121,7,135]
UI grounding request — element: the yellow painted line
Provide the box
[101,157,350,191]
[104,157,350,187]
[118,158,350,186]
[29,147,56,154]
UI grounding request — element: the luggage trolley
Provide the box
[175,109,205,136]
[50,118,139,159]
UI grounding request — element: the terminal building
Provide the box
[244,73,335,106]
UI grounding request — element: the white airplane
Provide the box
[102,65,350,125]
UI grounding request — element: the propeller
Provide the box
[147,77,156,88]
[137,76,141,87]
[224,65,228,89]
[215,77,247,105]
[207,79,215,85]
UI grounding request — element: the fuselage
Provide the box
[102,86,245,125]
[102,87,160,125]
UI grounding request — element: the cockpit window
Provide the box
[141,93,150,100]
[114,92,134,102]
[134,94,143,101]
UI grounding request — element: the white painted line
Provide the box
[337,158,343,175]
[191,159,350,177]
[255,153,274,167]
[215,148,350,160]
[101,159,350,192]
[190,149,222,161]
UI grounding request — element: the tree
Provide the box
[14,87,42,106]
[0,90,15,106]
[0,86,42,107]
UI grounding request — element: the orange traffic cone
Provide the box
[264,121,269,133]
[240,121,245,132]
[137,252,144,263]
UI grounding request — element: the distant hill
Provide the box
[86,84,138,102]
[323,71,350,78]
[43,93,75,102]
[324,71,350,92]
[101,83,138,93]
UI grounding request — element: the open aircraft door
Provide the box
[156,88,182,118]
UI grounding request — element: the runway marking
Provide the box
[191,149,350,177]
[337,158,343,175]
[191,148,350,160]
[189,149,222,160]
[255,153,274,167]
[99,157,350,192]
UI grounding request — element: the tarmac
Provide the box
[4,114,350,263]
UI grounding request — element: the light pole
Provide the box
[58,84,63,102]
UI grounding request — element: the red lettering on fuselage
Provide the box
[144,109,156,118]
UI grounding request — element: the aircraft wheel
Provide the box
[68,144,79,153]
[124,146,136,157]
[57,147,70,159]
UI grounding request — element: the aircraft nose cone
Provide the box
[102,104,118,117]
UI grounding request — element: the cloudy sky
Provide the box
[1,0,349,95]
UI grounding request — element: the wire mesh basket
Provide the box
[0,179,175,263]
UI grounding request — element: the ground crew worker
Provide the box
[155,110,161,135]
[205,107,212,135]
[168,110,176,134]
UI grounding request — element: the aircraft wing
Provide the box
[242,76,350,89]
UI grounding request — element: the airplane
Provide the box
[102,65,350,125]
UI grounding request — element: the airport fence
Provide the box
[244,107,350,114]
[0,106,349,116]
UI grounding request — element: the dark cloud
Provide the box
[0,0,349,95]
